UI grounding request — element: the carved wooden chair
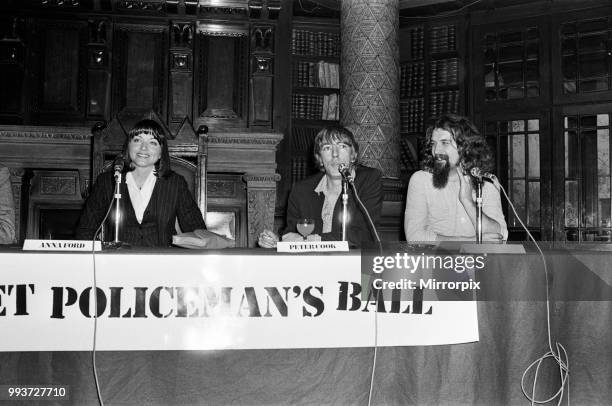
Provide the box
[91,112,208,233]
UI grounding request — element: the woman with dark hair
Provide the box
[76,119,206,247]
[258,126,383,248]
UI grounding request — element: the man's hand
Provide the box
[281,232,305,242]
[456,166,474,204]
[258,229,279,248]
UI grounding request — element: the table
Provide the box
[1,246,611,405]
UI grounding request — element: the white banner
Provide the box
[0,252,478,351]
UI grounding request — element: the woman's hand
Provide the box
[258,229,279,248]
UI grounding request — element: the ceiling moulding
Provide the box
[197,0,281,18]
[198,0,247,7]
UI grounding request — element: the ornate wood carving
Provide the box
[171,22,193,47]
[89,49,106,66]
[40,176,77,195]
[0,126,92,242]
[207,180,236,198]
[41,0,81,8]
[89,20,108,44]
[0,126,92,175]
[249,25,274,128]
[117,0,165,12]
[197,1,249,17]
[206,132,281,146]
[243,175,280,247]
[27,169,84,240]
[196,22,249,37]
[169,22,194,133]
[248,0,281,19]
[242,174,280,183]
[8,168,26,243]
[253,56,272,73]
[0,125,92,141]
[171,53,190,70]
[251,26,274,52]
[204,130,282,246]
[30,171,83,200]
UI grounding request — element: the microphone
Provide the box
[113,155,125,182]
[470,167,496,181]
[113,155,125,172]
[338,163,354,183]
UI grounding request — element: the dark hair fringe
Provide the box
[312,126,359,171]
[123,119,172,178]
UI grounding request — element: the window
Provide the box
[563,113,612,241]
[485,118,542,240]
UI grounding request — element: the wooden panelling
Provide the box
[249,25,275,128]
[112,23,168,119]
[250,74,273,125]
[169,21,194,133]
[30,19,87,123]
[196,23,248,129]
[86,19,111,120]
[0,17,25,123]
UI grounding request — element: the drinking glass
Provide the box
[296,218,315,240]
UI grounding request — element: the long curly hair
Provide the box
[420,114,494,176]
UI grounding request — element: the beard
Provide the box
[432,154,451,189]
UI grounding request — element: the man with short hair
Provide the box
[0,164,16,244]
[404,114,507,242]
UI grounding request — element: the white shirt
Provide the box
[125,171,157,224]
[404,170,508,242]
[314,169,357,233]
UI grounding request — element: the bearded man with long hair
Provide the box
[404,114,508,242]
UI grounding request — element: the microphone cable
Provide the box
[88,189,116,406]
[488,176,570,406]
[347,181,382,253]
[346,181,383,406]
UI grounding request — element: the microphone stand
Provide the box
[113,170,121,244]
[475,178,483,244]
[104,170,129,249]
[341,178,348,241]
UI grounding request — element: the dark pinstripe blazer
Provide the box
[76,171,206,247]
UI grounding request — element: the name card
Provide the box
[23,240,102,252]
[276,241,349,253]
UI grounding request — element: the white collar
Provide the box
[125,171,157,223]
[314,168,356,195]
